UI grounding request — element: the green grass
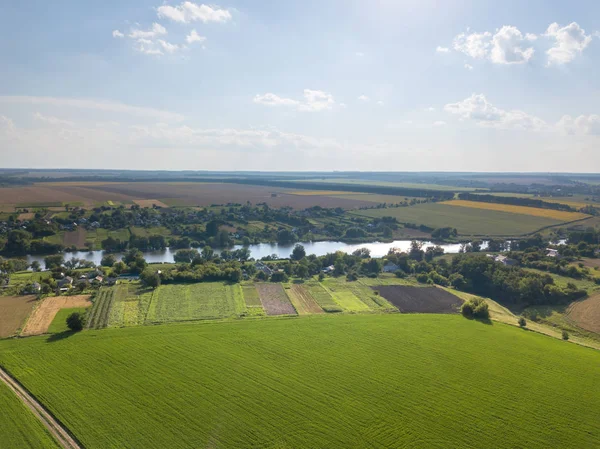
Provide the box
[0,380,61,449]
[8,271,51,286]
[305,281,343,312]
[0,315,599,448]
[146,282,246,323]
[48,307,88,334]
[108,284,154,327]
[321,278,370,312]
[87,288,116,329]
[351,202,563,236]
[130,226,172,237]
[523,268,600,292]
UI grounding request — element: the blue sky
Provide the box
[1,0,599,171]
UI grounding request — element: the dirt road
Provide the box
[0,366,81,449]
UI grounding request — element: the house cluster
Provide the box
[546,248,561,259]
[255,261,273,276]
[486,254,518,266]
[56,270,117,292]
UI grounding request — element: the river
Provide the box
[24,240,479,266]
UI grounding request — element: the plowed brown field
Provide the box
[0,296,38,338]
[372,286,462,313]
[22,295,92,336]
[567,293,600,334]
[256,284,296,316]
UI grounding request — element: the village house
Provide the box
[255,262,273,276]
[383,262,400,273]
[322,265,335,274]
[546,248,561,258]
[57,276,73,289]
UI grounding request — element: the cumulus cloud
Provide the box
[112,30,124,38]
[436,46,450,53]
[357,95,370,102]
[545,22,593,65]
[186,29,206,44]
[453,31,492,59]
[453,26,533,64]
[444,93,547,131]
[128,23,167,39]
[253,89,335,112]
[489,26,535,64]
[557,115,600,135]
[157,2,232,24]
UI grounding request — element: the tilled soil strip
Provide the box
[0,366,81,449]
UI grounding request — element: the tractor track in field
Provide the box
[0,366,81,449]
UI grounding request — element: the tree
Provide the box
[3,230,32,255]
[291,244,306,261]
[66,312,86,331]
[295,264,309,279]
[101,254,117,267]
[562,330,569,341]
[277,229,298,244]
[113,261,126,274]
[461,297,489,320]
[352,248,371,259]
[205,220,220,237]
[270,272,289,282]
[44,254,64,271]
[30,260,41,272]
[518,317,527,328]
[381,226,393,238]
[141,270,161,288]
[174,249,200,264]
[201,246,214,261]
[318,272,325,281]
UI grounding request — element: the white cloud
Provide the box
[436,46,450,53]
[254,90,334,112]
[357,95,370,102]
[433,121,446,127]
[112,30,124,38]
[355,52,365,57]
[128,23,167,39]
[0,96,185,122]
[464,63,473,70]
[557,115,600,135]
[453,31,492,59]
[33,112,74,126]
[444,93,547,131]
[0,115,15,133]
[157,2,232,24]
[186,29,206,44]
[545,22,592,65]
[525,33,538,41]
[490,26,534,64]
[157,39,180,53]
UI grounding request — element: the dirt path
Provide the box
[0,366,81,449]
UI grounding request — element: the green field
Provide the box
[351,202,563,236]
[146,282,246,323]
[0,380,60,449]
[108,284,153,327]
[48,307,88,334]
[291,178,480,191]
[0,314,598,448]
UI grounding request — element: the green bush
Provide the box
[66,312,86,332]
[461,297,489,320]
[518,317,527,328]
[562,330,569,341]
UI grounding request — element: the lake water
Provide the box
[24,240,476,266]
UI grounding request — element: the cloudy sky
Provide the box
[1,0,600,172]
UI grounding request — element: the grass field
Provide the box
[108,284,153,327]
[443,200,590,221]
[0,314,598,448]
[87,288,116,329]
[0,380,61,449]
[352,202,565,236]
[321,278,370,312]
[146,283,246,323]
[48,307,88,334]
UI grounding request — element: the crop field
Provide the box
[1,314,599,448]
[108,284,153,327]
[321,278,370,312]
[304,281,343,313]
[443,200,590,221]
[48,307,88,334]
[285,284,324,314]
[87,288,116,329]
[241,285,265,316]
[133,199,170,208]
[21,295,92,336]
[290,178,479,191]
[566,293,600,334]
[146,283,246,323]
[63,227,87,247]
[130,226,171,237]
[0,380,61,449]
[0,296,37,338]
[374,286,462,313]
[352,202,566,236]
[255,283,297,315]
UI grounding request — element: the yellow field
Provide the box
[444,200,590,221]
[286,190,367,196]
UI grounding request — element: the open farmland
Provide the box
[321,278,371,312]
[0,296,37,338]
[87,288,116,329]
[0,379,61,449]
[48,307,88,334]
[286,284,324,314]
[289,178,479,191]
[305,281,343,312]
[146,282,246,323]
[374,285,462,313]
[241,284,266,316]
[21,295,92,336]
[255,283,296,315]
[443,200,590,221]
[567,293,600,334]
[108,284,153,327]
[352,202,568,236]
[0,315,599,448]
